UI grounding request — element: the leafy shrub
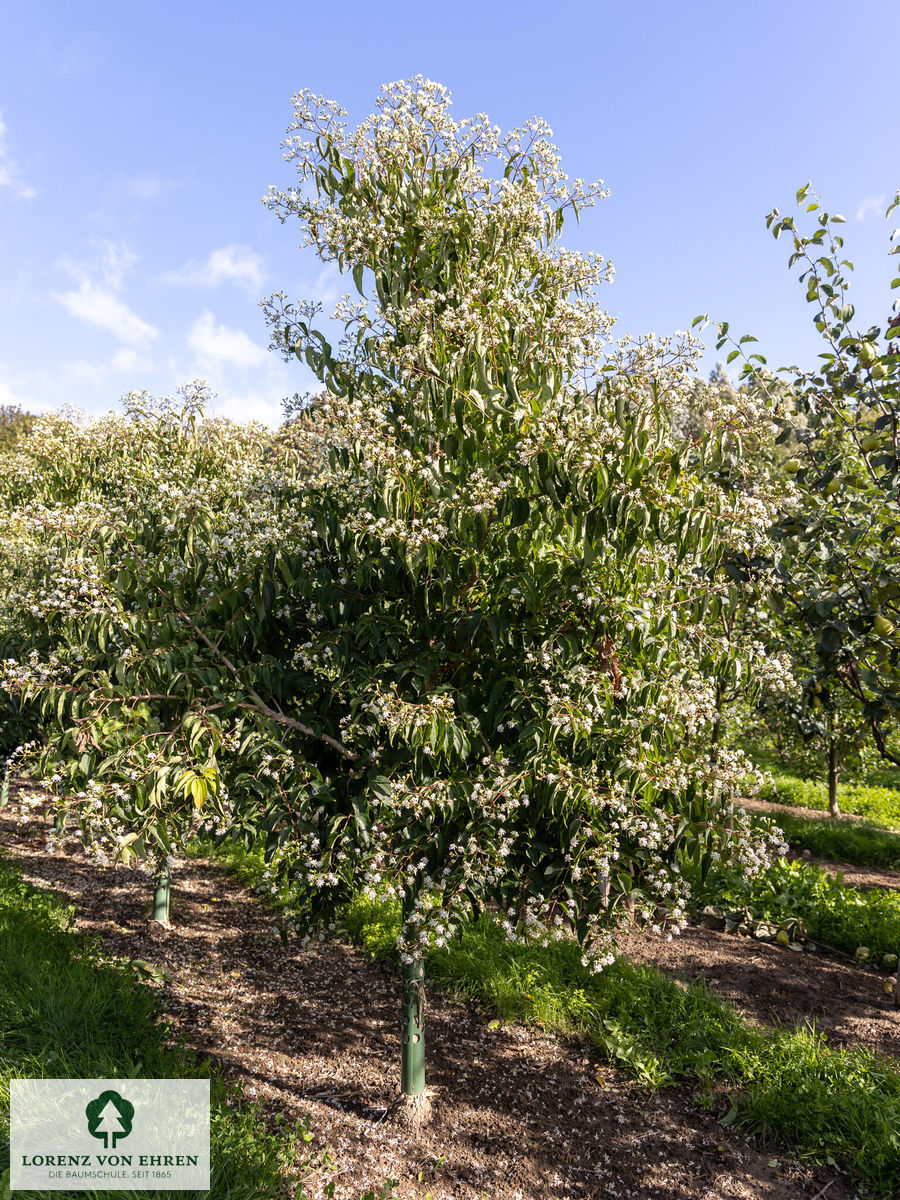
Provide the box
[698,855,900,963]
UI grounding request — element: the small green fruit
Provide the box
[858,342,877,367]
[872,362,887,380]
[861,433,881,452]
[823,476,840,496]
[873,613,895,637]
[783,458,801,475]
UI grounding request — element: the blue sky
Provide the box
[0,1,895,426]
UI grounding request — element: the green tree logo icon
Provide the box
[85,1090,134,1149]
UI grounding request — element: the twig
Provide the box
[809,1179,835,1200]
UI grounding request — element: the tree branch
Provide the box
[156,586,359,763]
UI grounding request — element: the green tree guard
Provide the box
[152,862,171,923]
[400,953,426,1097]
[0,763,8,808]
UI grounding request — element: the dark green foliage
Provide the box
[721,187,900,766]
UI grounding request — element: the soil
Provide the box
[736,797,875,824]
[618,923,900,1059]
[0,779,870,1200]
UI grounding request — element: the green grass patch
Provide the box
[697,855,900,966]
[769,811,900,870]
[344,894,900,1196]
[0,852,315,1200]
[741,746,900,793]
[758,773,900,830]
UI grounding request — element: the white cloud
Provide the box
[0,112,36,200]
[857,194,885,222]
[187,311,267,368]
[60,348,156,387]
[210,389,286,428]
[110,347,155,373]
[0,376,35,409]
[165,244,266,293]
[52,242,158,347]
[0,374,59,414]
[123,175,169,201]
[312,263,341,306]
[53,281,158,347]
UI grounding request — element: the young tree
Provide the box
[255,78,785,1109]
[717,186,900,769]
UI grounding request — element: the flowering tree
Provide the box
[254,78,785,1106]
[0,386,302,917]
[2,81,785,1109]
[667,365,797,766]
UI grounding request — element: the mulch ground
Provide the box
[0,779,871,1200]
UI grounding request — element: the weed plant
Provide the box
[696,856,900,964]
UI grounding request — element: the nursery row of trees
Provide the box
[1,79,898,1103]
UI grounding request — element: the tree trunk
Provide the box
[152,862,171,923]
[827,737,840,818]
[710,681,724,765]
[400,952,426,1097]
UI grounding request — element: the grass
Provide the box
[768,811,900,870]
[345,894,900,1196]
[197,835,900,1196]
[742,747,900,793]
[696,855,900,966]
[0,851,316,1200]
[755,773,900,830]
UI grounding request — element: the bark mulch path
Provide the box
[622,798,900,1058]
[1,780,860,1200]
[619,922,900,1059]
